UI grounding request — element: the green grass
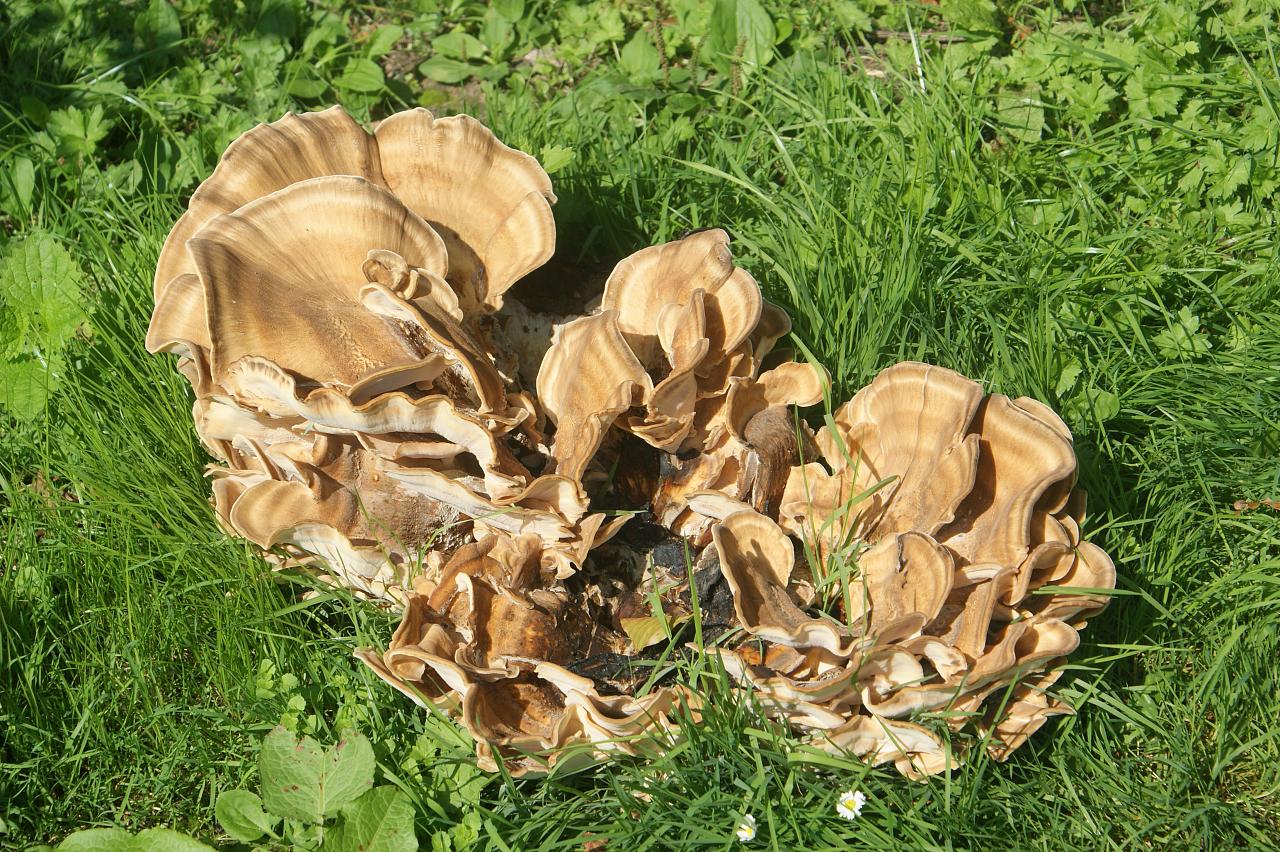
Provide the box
[4,3,1280,849]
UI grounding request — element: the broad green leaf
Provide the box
[1153,306,1211,359]
[58,828,212,852]
[259,727,326,823]
[301,12,346,55]
[1,156,34,215]
[1209,155,1250,200]
[619,615,668,651]
[1055,361,1082,398]
[707,0,776,74]
[996,92,1044,142]
[619,29,661,84]
[322,733,378,816]
[1067,385,1120,423]
[46,106,113,159]
[620,613,688,650]
[419,57,474,84]
[57,828,134,851]
[480,8,515,57]
[493,0,525,22]
[434,30,487,61]
[134,0,181,49]
[216,789,277,842]
[19,95,49,125]
[257,0,299,43]
[939,0,1002,34]
[538,145,574,175]
[326,786,417,852]
[337,58,386,93]
[258,727,376,823]
[366,25,405,57]
[450,810,481,850]
[284,60,328,98]
[0,232,88,352]
[129,829,213,852]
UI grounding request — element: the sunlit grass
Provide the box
[3,34,1280,852]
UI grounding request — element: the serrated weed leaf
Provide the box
[0,231,88,353]
[258,727,376,823]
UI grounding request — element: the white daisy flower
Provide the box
[836,789,866,820]
[735,813,757,843]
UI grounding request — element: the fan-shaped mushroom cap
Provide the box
[817,716,958,780]
[654,361,824,539]
[354,599,465,710]
[536,311,650,482]
[725,361,826,443]
[193,395,305,464]
[154,107,383,300]
[855,646,963,718]
[147,274,211,356]
[713,509,852,653]
[979,667,1073,761]
[189,176,453,394]
[156,107,557,318]
[374,110,556,313]
[590,230,778,454]
[1033,541,1116,622]
[747,300,792,365]
[714,644,856,730]
[601,229,760,368]
[462,663,686,776]
[851,532,954,631]
[824,361,983,542]
[937,394,1077,568]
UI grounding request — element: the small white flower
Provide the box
[735,814,757,843]
[836,789,866,820]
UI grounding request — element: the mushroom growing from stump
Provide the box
[149,106,1115,779]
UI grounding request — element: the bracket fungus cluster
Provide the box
[149,106,1115,780]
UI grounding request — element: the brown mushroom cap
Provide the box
[937,393,1077,568]
[601,229,760,368]
[146,273,211,356]
[190,176,450,392]
[374,110,556,313]
[824,361,983,542]
[155,107,555,318]
[536,310,650,482]
[154,107,383,301]
[713,509,853,653]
